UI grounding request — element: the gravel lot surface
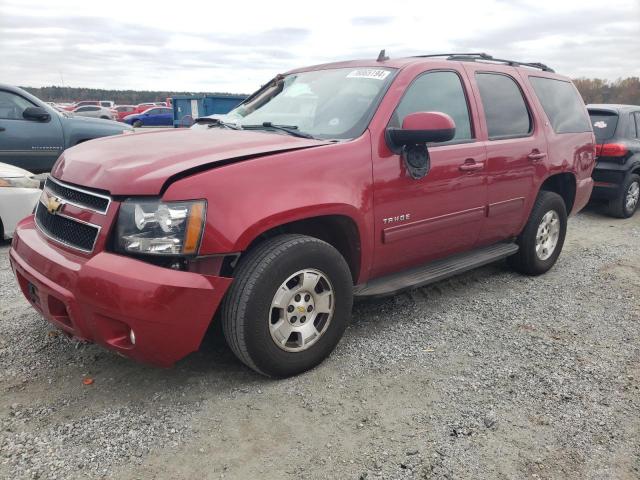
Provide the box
[1,207,639,480]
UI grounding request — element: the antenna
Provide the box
[377,49,389,62]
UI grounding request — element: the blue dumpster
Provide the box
[172,94,247,127]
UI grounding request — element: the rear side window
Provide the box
[476,73,531,139]
[529,77,591,134]
[631,112,640,138]
[390,71,473,141]
[588,110,618,142]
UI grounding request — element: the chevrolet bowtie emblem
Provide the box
[46,195,64,215]
[297,306,306,314]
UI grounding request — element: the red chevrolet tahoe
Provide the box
[9,53,595,377]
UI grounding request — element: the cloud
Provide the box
[0,0,638,93]
[448,7,640,78]
[351,16,395,26]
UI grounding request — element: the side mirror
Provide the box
[386,112,456,149]
[386,112,456,180]
[23,106,51,122]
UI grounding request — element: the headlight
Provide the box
[116,199,206,256]
[0,175,40,189]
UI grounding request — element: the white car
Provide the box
[0,163,41,240]
[71,105,115,120]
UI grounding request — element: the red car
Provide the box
[111,105,137,122]
[10,53,595,377]
[134,102,168,113]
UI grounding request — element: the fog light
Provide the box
[129,329,136,345]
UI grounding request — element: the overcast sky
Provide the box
[1,0,639,94]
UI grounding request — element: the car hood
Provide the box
[52,128,332,195]
[64,115,124,128]
[0,162,35,177]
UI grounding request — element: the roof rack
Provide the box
[413,53,554,72]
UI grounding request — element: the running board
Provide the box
[354,242,519,298]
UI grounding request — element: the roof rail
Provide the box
[413,53,554,72]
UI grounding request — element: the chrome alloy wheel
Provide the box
[626,181,640,213]
[269,269,335,352]
[535,210,560,261]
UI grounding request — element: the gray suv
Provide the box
[0,84,133,173]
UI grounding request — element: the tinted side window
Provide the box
[631,113,640,138]
[476,73,531,139]
[529,77,591,134]
[0,90,35,120]
[390,71,472,141]
[146,109,159,115]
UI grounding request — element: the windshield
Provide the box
[226,67,395,139]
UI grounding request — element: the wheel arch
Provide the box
[238,212,364,284]
[539,172,577,214]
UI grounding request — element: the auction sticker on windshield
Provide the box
[346,69,391,80]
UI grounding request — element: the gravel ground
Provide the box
[1,207,639,480]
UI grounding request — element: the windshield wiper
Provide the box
[241,122,315,139]
[194,117,241,130]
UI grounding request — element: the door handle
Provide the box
[528,151,546,162]
[0,127,5,132]
[459,159,484,172]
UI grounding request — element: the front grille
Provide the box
[45,177,110,214]
[35,203,100,252]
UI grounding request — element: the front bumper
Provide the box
[9,216,232,367]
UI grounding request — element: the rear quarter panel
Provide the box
[162,134,375,283]
[517,71,595,215]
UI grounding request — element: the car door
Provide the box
[370,69,488,278]
[462,64,546,245]
[159,108,173,126]
[86,106,101,118]
[0,89,64,172]
[142,108,158,126]
[74,106,91,117]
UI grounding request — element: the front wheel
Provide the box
[221,234,353,377]
[132,120,143,128]
[508,191,567,275]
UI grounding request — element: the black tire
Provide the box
[133,120,143,128]
[220,234,353,377]
[100,116,110,120]
[608,173,640,219]
[508,191,567,276]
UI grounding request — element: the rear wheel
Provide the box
[221,234,353,377]
[508,191,567,275]
[608,173,640,218]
